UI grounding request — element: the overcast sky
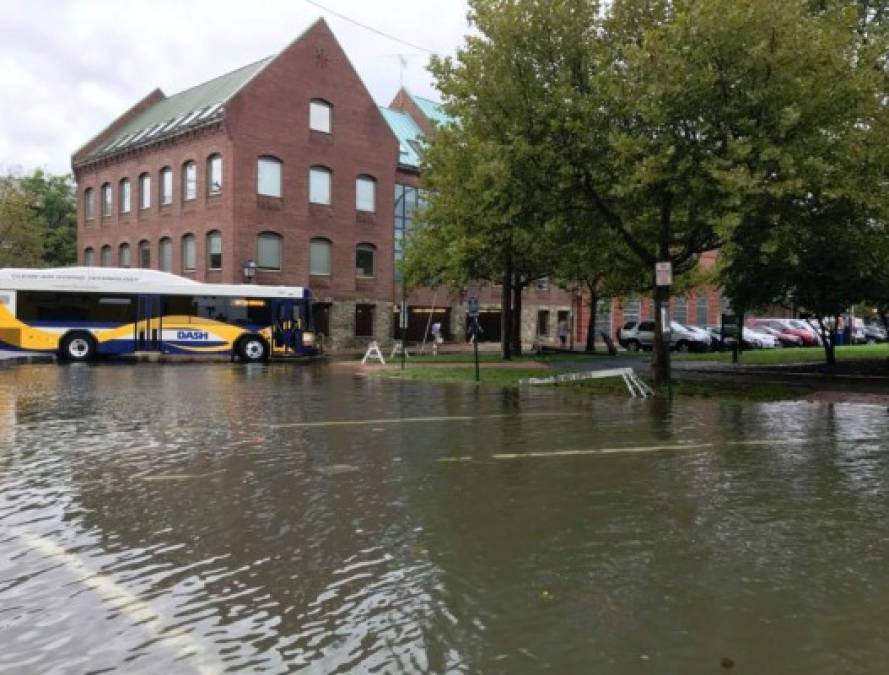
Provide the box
[0,0,471,175]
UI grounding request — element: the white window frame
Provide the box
[356,243,375,277]
[161,167,173,205]
[181,234,196,272]
[207,154,222,195]
[257,157,282,197]
[139,174,151,210]
[309,99,331,133]
[356,176,376,212]
[310,238,332,275]
[256,232,282,270]
[309,166,331,205]
[119,179,131,214]
[183,161,197,201]
[206,231,222,270]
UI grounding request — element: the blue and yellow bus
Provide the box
[0,268,317,362]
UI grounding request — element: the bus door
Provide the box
[135,295,161,350]
[271,299,299,355]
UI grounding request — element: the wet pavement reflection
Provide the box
[1,362,889,673]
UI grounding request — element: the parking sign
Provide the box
[467,296,480,318]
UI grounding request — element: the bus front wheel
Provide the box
[238,335,268,363]
[60,332,96,363]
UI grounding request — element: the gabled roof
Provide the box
[84,57,274,163]
[409,92,452,126]
[378,106,425,169]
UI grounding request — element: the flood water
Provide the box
[1,362,888,674]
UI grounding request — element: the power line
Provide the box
[304,0,438,54]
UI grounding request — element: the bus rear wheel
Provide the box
[60,332,96,363]
[238,335,268,363]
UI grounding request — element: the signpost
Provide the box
[399,299,408,370]
[467,295,480,382]
[655,261,673,398]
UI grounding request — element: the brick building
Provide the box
[72,18,574,351]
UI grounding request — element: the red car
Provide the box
[750,319,819,346]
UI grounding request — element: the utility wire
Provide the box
[304,0,438,54]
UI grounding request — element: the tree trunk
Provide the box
[817,316,836,365]
[651,283,670,386]
[880,310,888,335]
[511,280,523,356]
[500,262,513,360]
[585,286,598,352]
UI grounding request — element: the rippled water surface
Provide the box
[2,362,889,674]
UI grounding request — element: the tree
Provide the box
[0,169,76,268]
[425,0,889,382]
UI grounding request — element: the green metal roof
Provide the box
[87,57,274,160]
[409,92,452,126]
[379,106,425,169]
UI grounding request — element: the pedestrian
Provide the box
[558,318,569,348]
[431,321,442,355]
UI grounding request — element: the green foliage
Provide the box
[0,169,76,268]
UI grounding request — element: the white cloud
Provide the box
[0,0,470,173]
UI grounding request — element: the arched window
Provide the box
[182,161,197,201]
[356,243,376,277]
[84,247,95,266]
[119,178,131,213]
[160,166,173,205]
[309,99,332,133]
[256,232,282,270]
[355,175,376,212]
[158,237,173,272]
[207,154,222,194]
[100,245,112,267]
[309,237,332,275]
[139,173,151,210]
[84,188,95,220]
[101,183,112,217]
[138,240,151,268]
[181,234,196,272]
[119,243,131,268]
[673,295,688,325]
[206,231,222,270]
[309,166,331,205]
[257,156,282,197]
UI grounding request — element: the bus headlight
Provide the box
[302,331,315,347]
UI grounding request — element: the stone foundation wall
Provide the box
[322,298,393,352]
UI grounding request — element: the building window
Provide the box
[356,243,375,277]
[119,243,131,268]
[84,188,95,220]
[101,183,112,217]
[256,232,282,270]
[138,240,151,268]
[100,245,112,267]
[182,161,197,201]
[309,166,331,205]
[84,247,95,266]
[139,173,151,210]
[537,310,550,336]
[257,156,282,197]
[309,237,332,275]
[394,184,424,280]
[207,154,222,194]
[355,304,375,337]
[673,295,688,325]
[309,99,331,133]
[356,175,376,212]
[160,167,173,205]
[535,276,549,291]
[158,237,173,272]
[181,234,196,272]
[696,295,709,326]
[119,179,131,213]
[206,231,222,270]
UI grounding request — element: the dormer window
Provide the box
[310,99,331,133]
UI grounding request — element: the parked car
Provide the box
[863,322,887,343]
[745,327,779,349]
[750,319,820,347]
[617,320,710,352]
[703,326,737,351]
[753,324,803,348]
[705,324,762,350]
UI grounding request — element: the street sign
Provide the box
[467,296,480,318]
[655,261,673,287]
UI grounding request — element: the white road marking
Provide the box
[439,437,817,462]
[268,412,586,429]
[13,528,221,674]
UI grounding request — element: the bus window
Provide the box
[17,292,135,324]
[193,296,271,327]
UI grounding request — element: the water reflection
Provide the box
[1,363,888,673]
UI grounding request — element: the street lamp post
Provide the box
[243,259,257,283]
